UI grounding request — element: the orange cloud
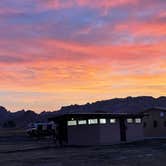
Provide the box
[0,37,165,95]
[115,22,166,38]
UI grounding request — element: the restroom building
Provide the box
[143,107,166,138]
[49,113,145,145]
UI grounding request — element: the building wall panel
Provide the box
[126,123,144,141]
[67,125,100,145]
[99,123,120,145]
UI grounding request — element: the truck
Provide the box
[26,122,56,138]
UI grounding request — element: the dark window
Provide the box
[153,120,158,128]
[164,121,166,127]
[143,122,146,128]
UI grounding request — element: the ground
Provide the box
[0,129,166,166]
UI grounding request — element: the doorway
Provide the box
[119,118,127,142]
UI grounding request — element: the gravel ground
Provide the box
[0,135,166,166]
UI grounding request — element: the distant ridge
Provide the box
[0,96,166,128]
[59,96,166,113]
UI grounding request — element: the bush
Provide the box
[3,120,16,128]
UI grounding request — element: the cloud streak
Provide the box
[0,0,165,112]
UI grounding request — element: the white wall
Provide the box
[99,123,120,145]
[126,123,144,141]
[67,125,100,145]
[67,119,144,145]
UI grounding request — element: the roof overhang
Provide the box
[141,107,166,113]
[48,113,146,122]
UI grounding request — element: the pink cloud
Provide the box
[0,0,165,111]
[36,0,139,12]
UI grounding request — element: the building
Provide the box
[49,113,145,146]
[143,107,166,138]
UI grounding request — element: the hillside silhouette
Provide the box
[0,96,166,128]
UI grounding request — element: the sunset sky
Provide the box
[0,0,165,112]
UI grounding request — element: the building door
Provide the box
[119,118,126,142]
[58,120,68,144]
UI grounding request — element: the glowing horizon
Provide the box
[0,0,165,112]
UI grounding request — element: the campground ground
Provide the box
[0,129,166,166]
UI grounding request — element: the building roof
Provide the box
[49,112,145,122]
[142,107,166,113]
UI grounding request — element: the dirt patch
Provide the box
[0,130,166,166]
